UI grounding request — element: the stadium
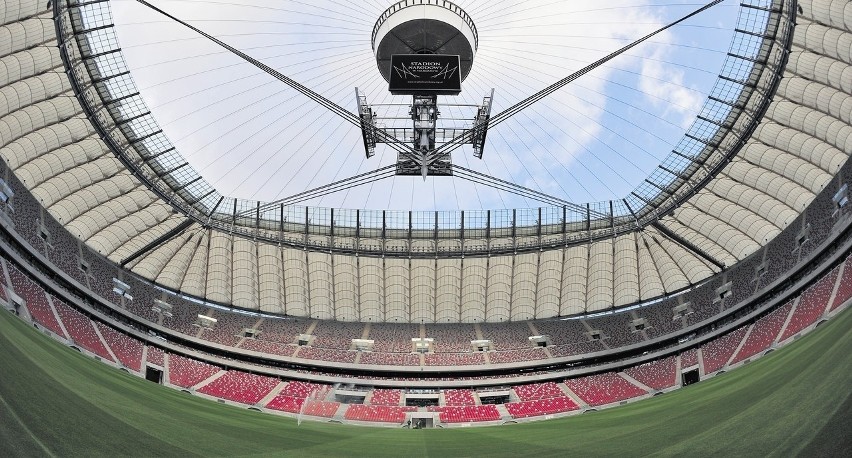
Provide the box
[0,0,850,455]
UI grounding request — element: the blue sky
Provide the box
[110,0,741,212]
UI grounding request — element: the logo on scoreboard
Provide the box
[389,54,462,95]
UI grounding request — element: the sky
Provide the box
[108,0,741,212]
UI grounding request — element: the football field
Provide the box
[0,308,849,457]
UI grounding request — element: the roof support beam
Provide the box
[651,221,726,271]
[120,219,194,266]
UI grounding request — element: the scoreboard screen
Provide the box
[388,54,462,96]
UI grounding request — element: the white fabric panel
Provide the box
[486,256,512,322]
[97,207,179,260]
[205,230,231,304]
[384,257,409,322]
[753,122,847,174]
[690,191,777,246]
[1,0,42,27]
[561,245,588,316]
[257,244,283,314]
[0,43,58,87]
[410,258,435,323]
[511,253,537,321]
[587,239,613,310]
[0,117,93,171]
[306,251,333,319]
[643,232,690,293]
[0,97,81,148]
[0,16,53,57]
[133,229,194,281]
[786,51,852,94]
[178,231,208,298]
[798,0,852,31]
[637,234,666,299]
[358,256,383,322]
[613,233,639,307]
[45,170,135,224]
[20,137,106,191]
[460,257,486,322]
[658,217,738,267]
[64,187,155,242]
[536,249,562,319]
[156,230,202,291]
[435,259,461,323]
[231,238,257,310]
[793,21,852,65]
[332,254,358,321]
[0,72,70,117]
[281,248,308,317]
[739,142,831,194]
[779,77,852,125]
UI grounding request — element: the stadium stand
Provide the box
[565,372,647,406]
[359,351,420,366]
[779,266,839,341]
[52,298,113,361]
[489,347,547,364]
[444,389,477,406]
[345,404,415,423]
[548,340,605,358]
[680,348,699,368]
[368,323,417,353]
[513,382,566,401]
[265,395,305,413]
[239,338,296,357]
[298,346,357,363]
[168,354,220,388]
[585,313,645,348]
[425,323,477,352]
[146,346,165,366]
[309,321,363,349]
[302,400,340,418]
[532,319,588,346]
[700,326,750,374]
[830,257,852,312]
[480,322,532,349]
[197,371,279,404]
[730,302,793,365]
[95,322,143,371]
[424,352,484,366]
[7,263,65,337]
[369,389,402,406]
[200,311,259,347]
[623,356,677,390]
[254,317,307,344]
[505,396,579,419]
[427,405,501,423]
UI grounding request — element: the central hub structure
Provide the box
[372,0,478,87]
[357,0,492,178]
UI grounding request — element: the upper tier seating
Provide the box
[309,321,364,349]
[565,372,647,406]
[480,322,533,350]
[368,323,418,353]
[359,351,420,366]
[424,352,484,366]
[425,323,476,352]
[489,347,547,364]
[239,338,296,357]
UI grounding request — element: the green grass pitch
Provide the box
[0,308,849,457]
